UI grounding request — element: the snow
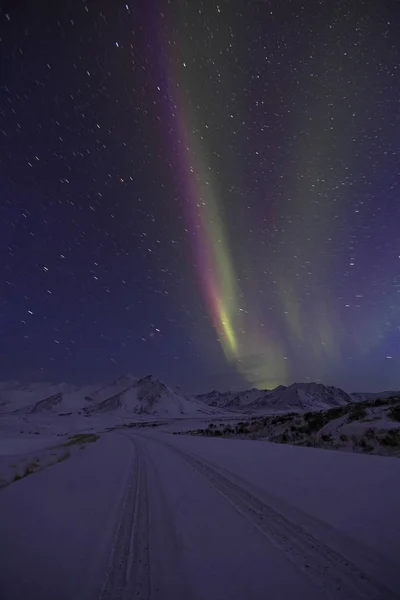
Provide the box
[0,434,56,456]
[161,432,400,562]
[2,377,399,421]
[0,376,224,419]
[1,377,400,597]
[0,424,400,599]
[0,434,133,600]
[196,381,377,413]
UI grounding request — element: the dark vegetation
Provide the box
[379,429,400,447]
[177,395,400,457]
[63,433,99,446]
[11,459,40,483]
[9,433,101,487]
[124,421,162,428]
[389,406,400,422]
[57,451,71,462]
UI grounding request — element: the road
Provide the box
[0,430,399,600]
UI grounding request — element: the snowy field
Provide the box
[0,424,400,600]
[1,377,400,599]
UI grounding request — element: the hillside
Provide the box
[182,395,400,457]
[85,374,219,417]
[197,382,363,413]
[0,375,221,420]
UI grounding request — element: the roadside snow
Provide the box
[0,434,133,600]
[163,432,400,562]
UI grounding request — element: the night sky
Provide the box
[1,1,399,393]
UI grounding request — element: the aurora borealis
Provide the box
[1,1,399,392]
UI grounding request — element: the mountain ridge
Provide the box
[0,376,398,418]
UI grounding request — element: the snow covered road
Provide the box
[1,430,399,600]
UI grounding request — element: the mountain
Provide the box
[1,376,399,419]
[196,388,268,410]
[197,382,362,413]
[0,375,221,419]
[350,390,400,402]
[84,375,138,404]
[85,374,219,417]
[253,382,354,412]
[0,382,102,416]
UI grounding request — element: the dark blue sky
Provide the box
[1,1,399,393]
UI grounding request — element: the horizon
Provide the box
[1,374,399,397]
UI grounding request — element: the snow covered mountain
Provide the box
[196,388,269,411]
[0,375,220,418]
[196,382,376,413]
[1,376,399,419]
[350,390,400,402]
[84,374,218,417]
[0,382,104,416]
[253,382,354,412]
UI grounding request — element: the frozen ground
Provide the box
[0,423,400,600]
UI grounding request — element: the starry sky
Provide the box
[1,1,399,393]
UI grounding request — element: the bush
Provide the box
[339,434,348,442]
[325,407,348,420]
[57,451,70,462]
[359,438,374,452]
[389,406,400,422]
[365,428,375,439]
[380,429,400,447]
[235,425,249,435]
[321,434,332,442]
[64,433,99,446]
[305,415,326,432]
[23,462,39,477]
[348,407,367,422]
[297,426,309,434]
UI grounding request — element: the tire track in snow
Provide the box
[166,442,399,600]
[99,439,150,600]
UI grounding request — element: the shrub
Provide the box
[235,423,249,434]
[321,434,332,442]
[57,451,70,462]
[305,415,326,432]
[348,407,367,422]
[340,434,348,442]
[359,438,374,452]
[297,425,309,434]
[389,406,400,422]
[325,407,348,420]
[23,462,39,477]
[365,428,375,439]
[64,433,99,446]
[380,429,400,447]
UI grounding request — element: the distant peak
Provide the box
[137,374,165,387]
[272,384,287,392]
